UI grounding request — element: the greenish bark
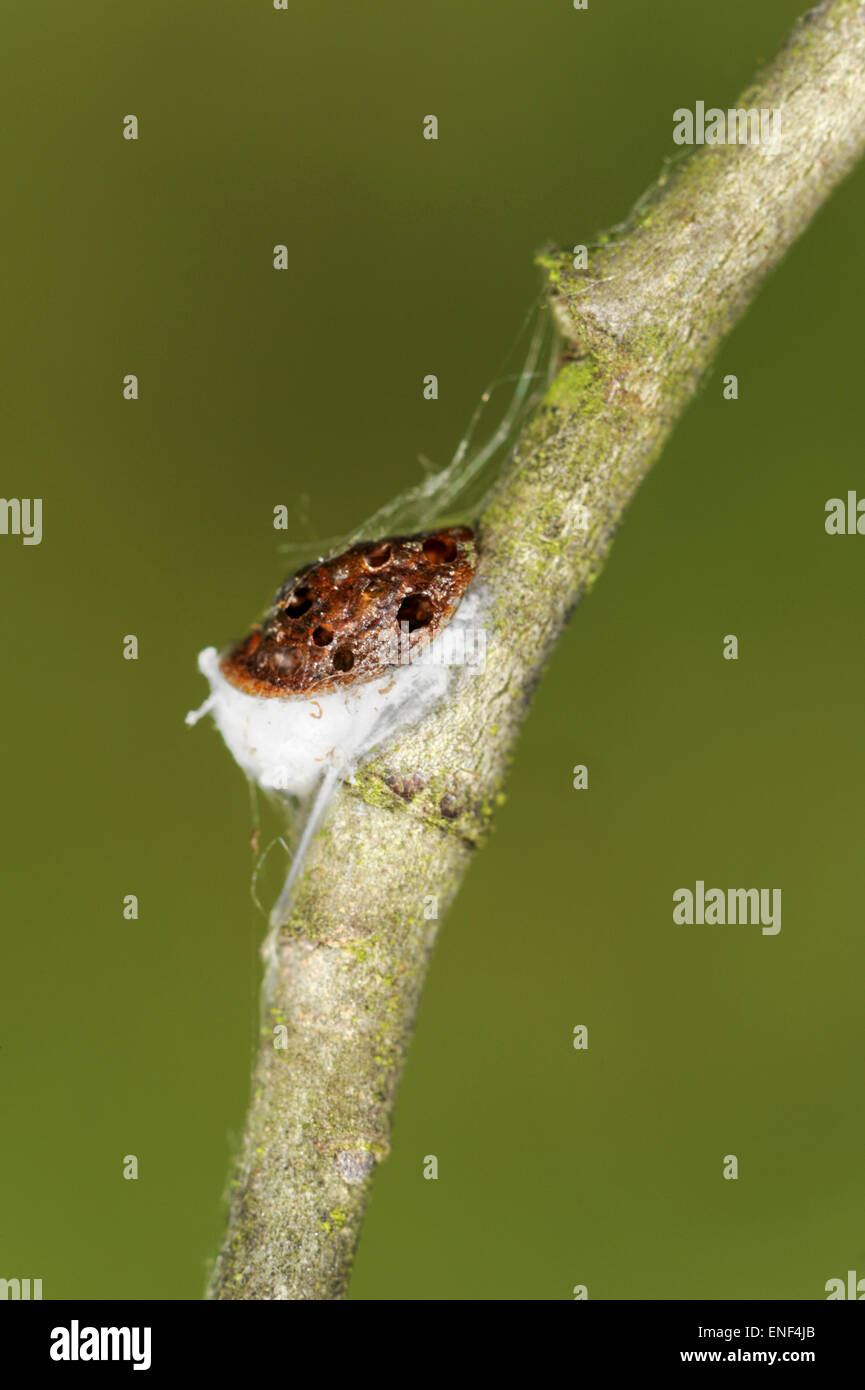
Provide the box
[207,0,865,1300]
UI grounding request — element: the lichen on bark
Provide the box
[207,0,865,1300]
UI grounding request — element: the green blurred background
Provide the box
[2,0,862,1300]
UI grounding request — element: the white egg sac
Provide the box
[186,585,488,799]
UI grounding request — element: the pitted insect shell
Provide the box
[219,526,476,697]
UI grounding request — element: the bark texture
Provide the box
[208,0,865,1300]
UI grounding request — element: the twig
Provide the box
[207,0,865,1299]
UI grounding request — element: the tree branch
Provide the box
[207,0,865,1300]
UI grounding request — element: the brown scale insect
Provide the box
[220,526,476,698]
